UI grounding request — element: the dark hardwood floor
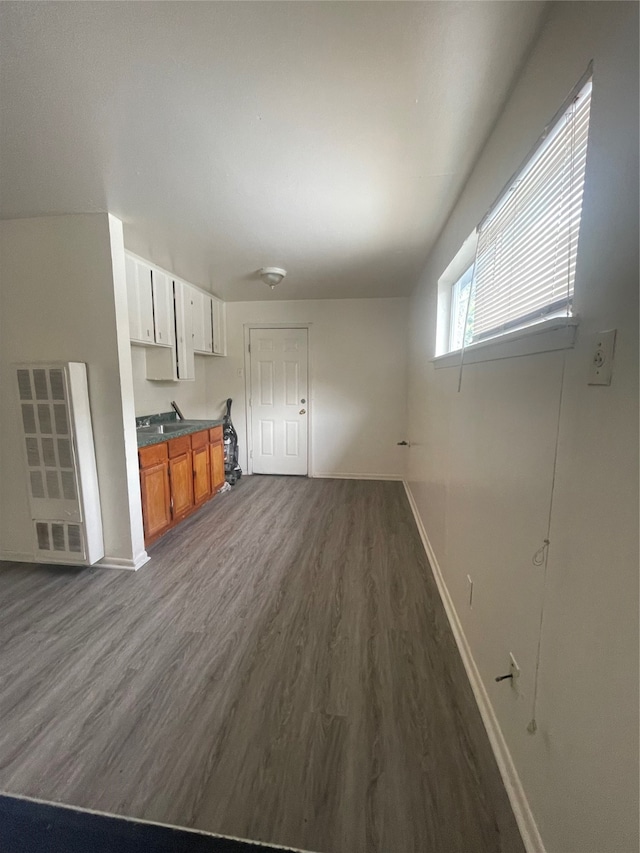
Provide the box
[0,476,524,853]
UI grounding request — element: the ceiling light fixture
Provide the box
[260,267,287,289]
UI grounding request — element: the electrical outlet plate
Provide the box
[588,329,617,385]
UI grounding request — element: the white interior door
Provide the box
[250,328,308,475]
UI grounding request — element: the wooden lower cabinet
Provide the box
[168,452,194,520]
[139,442,172,545]
[167,433,194,521]
[192,443,211,506]
[140,461,171,541]
[139,426,226,547]
[210,435,225,492]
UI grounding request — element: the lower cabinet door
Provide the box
[140,461,171,542]
[192,445,211,505]
[169,452,194,519]
[210,440,225,492]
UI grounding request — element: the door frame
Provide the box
[243,323,313,477]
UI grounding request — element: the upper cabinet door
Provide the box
[202,293,214,354]
[190,288,205,352]
[125,256,154,344]
[151,269,174,347]
[125,251,226,371]
[138,266,154,342]
[173,280,195,380]
[190,288,214,354]
[212,298,227,356]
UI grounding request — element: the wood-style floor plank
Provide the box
[0,476,524,853]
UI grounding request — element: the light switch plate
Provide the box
[588,329,617,386]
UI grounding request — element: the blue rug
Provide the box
[0,794,304,853]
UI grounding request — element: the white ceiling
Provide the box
[0,2,548,301]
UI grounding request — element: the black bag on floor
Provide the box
[223,398,242,485]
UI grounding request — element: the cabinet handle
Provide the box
[159,331,162,340]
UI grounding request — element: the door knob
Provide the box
[299,409,306,415]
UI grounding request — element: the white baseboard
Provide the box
[0,550,150,571]
[95,552,150,571]
[402,481,545,853]
[0,549,35,563]
[312,472,403,481]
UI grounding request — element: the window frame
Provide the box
[432,314,579,369]
[435,231,477,358]
[449,263,474,353]
[434,68,592,365]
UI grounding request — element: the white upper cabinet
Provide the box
[212,297,226,356]
[125,251,227,377]
[125,255,154,344]
[151,269,174,347]
[191,288,213,354]
[173,280,195,380]
[190,288,204,352]
[203,294,214,354]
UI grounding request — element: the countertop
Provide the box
[136,418,224,449]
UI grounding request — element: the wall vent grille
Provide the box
[18,367,79,508]
[34,521,84,556]
[16,363,104,566]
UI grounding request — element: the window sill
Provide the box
[432,317,579,368]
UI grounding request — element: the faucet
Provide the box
[171,400,185,421]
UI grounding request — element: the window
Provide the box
[440,74,592,355]
[450,264,474,351]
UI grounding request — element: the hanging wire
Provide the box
[532,540,550,566]
[528,351,567,734]
[527,95,580,733]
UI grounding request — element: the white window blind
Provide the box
[470,78,592,343]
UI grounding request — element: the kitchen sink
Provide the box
[136,420,205,435]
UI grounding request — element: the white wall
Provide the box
[130,346,215,419]
[406,4,638,853]
[206,298,408,479]
[0,213,146,569]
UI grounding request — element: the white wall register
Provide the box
[15,362,104,565]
